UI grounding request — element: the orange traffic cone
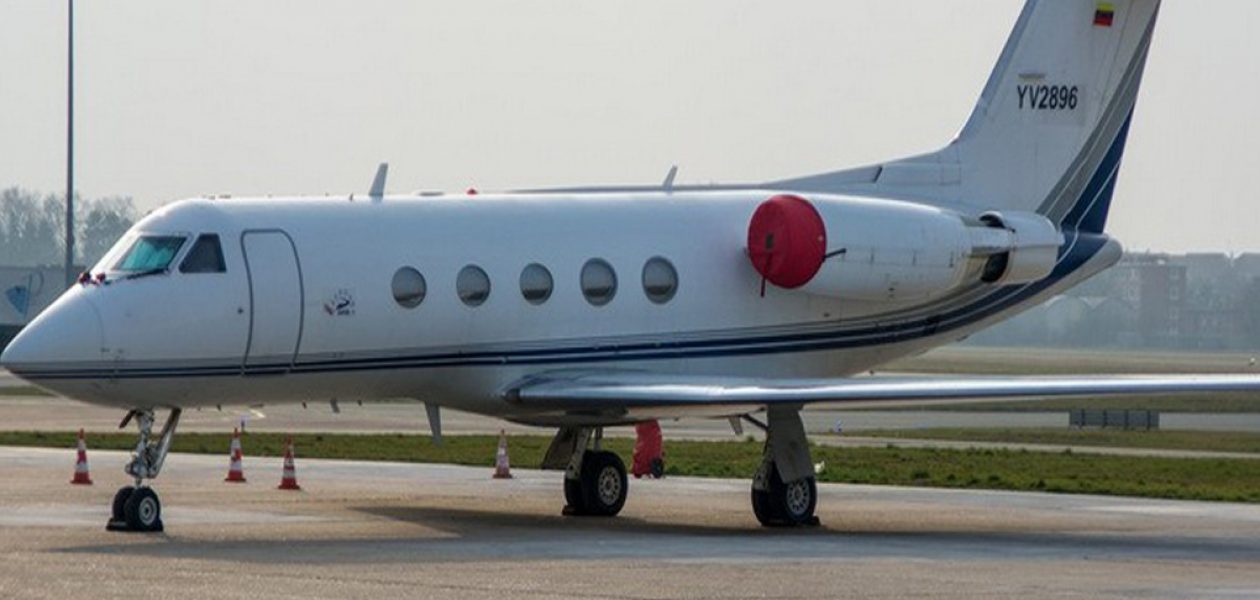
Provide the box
[225,428,246,482]
[492,429,512,479]
[278,437,301,491]
[70,428,92,485]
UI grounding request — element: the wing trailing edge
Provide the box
[504,371,1260,421]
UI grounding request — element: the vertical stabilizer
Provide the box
[774,0,1162,234]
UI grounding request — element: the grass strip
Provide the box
[0,386,52,397]
[854,428,1260,454]
[1,431,1257,504]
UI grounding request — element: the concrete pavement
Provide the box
[0,446,1257,599]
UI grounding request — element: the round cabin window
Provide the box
[580,259,617,306]
[520,263,554,305]
[457,265,491,307]
[391,267,426,308]
[641,257,678,304]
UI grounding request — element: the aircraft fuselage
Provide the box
[4,191,1119,423]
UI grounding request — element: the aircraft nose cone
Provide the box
[0,290,105,371]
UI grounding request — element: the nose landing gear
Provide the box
[107,408,181,533]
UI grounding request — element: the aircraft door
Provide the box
[241,231,304,374]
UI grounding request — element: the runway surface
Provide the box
[0,446,1257,599]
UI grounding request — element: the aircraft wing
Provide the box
[504,371,1260,422]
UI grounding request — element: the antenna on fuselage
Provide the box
[661,165,678,193]
[369,162,388,202]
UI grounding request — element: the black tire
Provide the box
[124,487,162,532]
[580,451,628,517]
[111,486,134,522]
[755,464,817,527]
[649,457,665,479]
[563,475,586,514]
[751,486,778,526]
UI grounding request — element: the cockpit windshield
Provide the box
[113,235,187,273]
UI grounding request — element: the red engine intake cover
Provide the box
[747,194,827,289]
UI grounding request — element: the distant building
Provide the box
[1235,253,1260,285]
[1174,253,1233,291]
[1041,296,1089,340]
[1110,254,1185,347]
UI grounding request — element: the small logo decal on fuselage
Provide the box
[323,289,356,316]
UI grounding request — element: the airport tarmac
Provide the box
[0,445,1257,599]
[0,369,20,387]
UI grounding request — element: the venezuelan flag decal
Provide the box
[1094,3,1116,27]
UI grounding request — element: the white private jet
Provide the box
[3,0,1255,533]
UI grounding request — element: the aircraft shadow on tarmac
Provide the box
[53,505,1260,565]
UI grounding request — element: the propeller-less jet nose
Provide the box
[0,290,105,372]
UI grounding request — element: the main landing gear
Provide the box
[749,407,819,527]
[546,427,629,517]
[107,408,181,533]
[541,409,818,527]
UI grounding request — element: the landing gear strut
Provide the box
[107,408,181,533]
[750,408,819,527]
[547,427,629,517]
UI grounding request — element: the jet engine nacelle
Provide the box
[746,195,1065,304]
[971,211,1064,286]
[747,194,973,303]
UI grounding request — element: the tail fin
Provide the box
[774,0,1162,234]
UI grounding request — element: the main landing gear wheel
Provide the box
[564,450,628,517]
[564,477,584,512]
[752,464,818,528]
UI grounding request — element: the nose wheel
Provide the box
[108,486,163,532]
[107,408,180,533]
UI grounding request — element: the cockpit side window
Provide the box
[113,235,186,272]
[179,234,227,274]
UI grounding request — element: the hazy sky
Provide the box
[2,1,1257,253]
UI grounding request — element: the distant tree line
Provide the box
[0,187,137,268]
